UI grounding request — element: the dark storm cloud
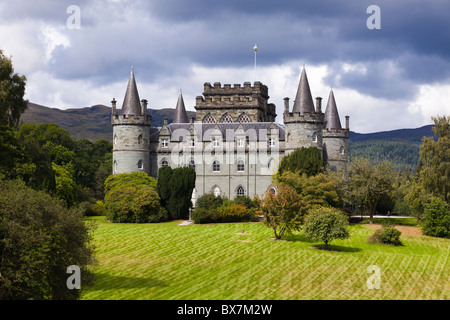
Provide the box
[9,0,449,102]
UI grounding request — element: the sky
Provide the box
[0,0,449,133]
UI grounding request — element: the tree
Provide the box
[303,206,350,249]
[104,171,165,223]
[0,50,28,128]
[418,116,450,202]
[278,147,324,176]
[421,197,450,238]
[274,171,343,209]
[166,167,196,220]
[0,179,96,299]
[348,158,396,223]
[157,166,173,209]
[256,184,305,240]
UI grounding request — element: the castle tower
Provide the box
[284,66,324,155]
[322,89,349,171]
[112,68,152,175]
[173,92,189,123]
[194,81,276,123]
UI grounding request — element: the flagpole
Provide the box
[253,43,257,82]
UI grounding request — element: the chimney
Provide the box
[163,117,168,126]
[190,117,195,124]
[283,97,290,114]
[315,97,322,113]
[141,99,148,116]
[345,115,350,130]
[111,98,116,115]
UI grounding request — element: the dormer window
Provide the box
[237,138,244,148]
[162,139,168,148]
[213,137,220,148]
[189,139,195,148]
[269,138,275,147]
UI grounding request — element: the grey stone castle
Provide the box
[111,66,349,205]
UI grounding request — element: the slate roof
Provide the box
[292,66,315,114]
[324,90,342,130]
[120,69,142,116]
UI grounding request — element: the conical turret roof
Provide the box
[120,68,141,116]
[173,92,189,123]
[324,89,342,130]
[292,66,315,114]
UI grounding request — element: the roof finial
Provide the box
[131,65,134,74]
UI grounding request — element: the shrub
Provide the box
[192,207,216,224]
[303,206,350,248]
[368,226,402,246]
[233,195,255,208]
[0,179,96,300]
[421,197,450,238]
[216,204,258,223]
[196,193,225,210]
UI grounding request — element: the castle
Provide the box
[111,66,349,204]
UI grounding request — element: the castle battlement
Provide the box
[322,128,349,138]
[283,111,324,124]
[203,81,269,98]
[112,113,152,126]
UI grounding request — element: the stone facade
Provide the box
[112,67,349,203]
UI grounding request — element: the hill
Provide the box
[21,102,435,171]
[21,102,196,142]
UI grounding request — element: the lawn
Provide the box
[81,217,450,300]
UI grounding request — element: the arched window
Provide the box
[189,159,195,170]
[340,146,345,155]
[236,185,245,196]
[114,135,118,145]
[220,113,234,123]
[203,113,216,124]
[237,159,245,172]
[114,160,118,173]
[270,187,276,195]
[238,113,251,123]
[312,132,318,142]
[161,159,169,167]
[213,160,220,172]
[137,159,143,169]
[138,134,143,144]
[213,186,221,197]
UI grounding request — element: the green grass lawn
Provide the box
[81,217,450,300]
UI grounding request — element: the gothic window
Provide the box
[236,185,245,197]
[161,159,169,167]
[340,146,345,155]
[203,113,216,124]
[220,113,234,123]
[237,113,251,123]
[312,132,318,143]
[137,160,143,169]
[237,159,245,172]
[213,186,221,197]
[189,159,195,170]
[213,160,220,172]
[114,160,118,173]
[138,134,143,144]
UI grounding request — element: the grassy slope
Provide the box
[81,218,449,300]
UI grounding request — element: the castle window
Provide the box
[203,113,216,124]
[340,146,345,155]
[238,113,251,123]
[269,138,275,147]
[270,187,276,195]
[114,160,118,173]
[138,134,143,144]
[237,138,244,148]
[220,113,234,123]
[236,185,245,197]
[189,139,195,148]
[213,160,220,172]
[213,186,221,198]
[189,159,195,170]
[237,159,245,172]
[137,160,143,169]
[114,135,118,145]
[161,160,169,167]
[162,139,168,148]
[312,132,318,143]
[213,137,220,148]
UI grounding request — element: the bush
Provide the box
[233,195,255,208]
[0,179,96,299]
[192,207,216,224]
[192,200,258,224]
[368,226,402,246]
[421,197,450,238]
[303,206,350,248]
[196,193,225,210]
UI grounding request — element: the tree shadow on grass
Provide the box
[89,273,167,291]
[309,244,362,253]
[284,233,317,243]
